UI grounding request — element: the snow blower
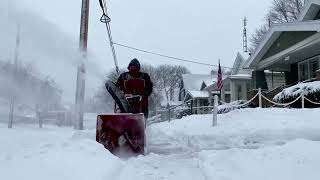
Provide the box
[96,0,146,156]
[96,81,146,156]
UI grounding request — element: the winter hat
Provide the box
[128,58,141,70]
[316,69,320,74]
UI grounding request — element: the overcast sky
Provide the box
[1,0,273,103]
[18,0,272,74]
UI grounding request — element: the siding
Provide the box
[266,72,286,90]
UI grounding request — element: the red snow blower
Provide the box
[96,81,146,156]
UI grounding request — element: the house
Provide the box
[205,53,248,102]
[179,74,216,114]
[206,53,286,102]
[245,0,320,90]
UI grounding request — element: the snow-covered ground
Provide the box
[1,108,320,180]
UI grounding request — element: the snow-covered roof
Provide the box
[188,90,209,98]
[182,74,215,91]
[231,53,252,76]
[231,53,245,75]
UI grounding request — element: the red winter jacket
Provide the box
[117,71,153,114]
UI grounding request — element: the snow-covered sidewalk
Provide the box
[1,108,320,180]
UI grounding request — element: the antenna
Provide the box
[243,17,248,53]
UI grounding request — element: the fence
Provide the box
[230,88,320,110]
[148,88,320,127]
[4,109,72,128]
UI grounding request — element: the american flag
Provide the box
[216,61,223,90]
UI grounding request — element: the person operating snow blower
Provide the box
[117,58,153,119]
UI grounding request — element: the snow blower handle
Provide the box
[125,94,142,103]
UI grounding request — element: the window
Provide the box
[299,62,309,81]
[298,57,320,81]
[309,59,319,78]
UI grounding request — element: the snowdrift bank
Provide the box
[149,108,320,151]
[199,139,320,180]
[0,125,122,180]
[1,108,320,180]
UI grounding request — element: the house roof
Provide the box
[231,52,252,75]
[188,90,209,98]
[231,53,245,75]
[298,0,320,21]
[245,20,320,69]
[246,0,320,70]
[182,74,215,91]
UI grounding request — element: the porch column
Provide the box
[208,88,213,106]
[230,80,237,102]
[196,99,200,114]
[241,81,247,100]
[251,71,268,90]
[221,86,226,102]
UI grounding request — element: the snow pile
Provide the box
[2,108,320,180]
[0,125,122,180]
[150,108,320,151]
[199,139,320,180]
[274,81,320,101]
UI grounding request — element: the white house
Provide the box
[179,74,216,114]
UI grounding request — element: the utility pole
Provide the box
[8,25,20,129]
[74,0,89,130]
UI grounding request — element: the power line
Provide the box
[97,0,234,70]
[113,42,235,70]
[99,0,119,74]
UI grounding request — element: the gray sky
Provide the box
[19,0,271,74]
[2,0,272,103]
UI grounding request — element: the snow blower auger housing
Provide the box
[96,81,146,156]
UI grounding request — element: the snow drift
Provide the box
[1,108,320,180]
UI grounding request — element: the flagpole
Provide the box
[216,59,223,104]
[219,59,221,100]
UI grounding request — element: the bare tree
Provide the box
[250,25,269,52]
[250,0,304,51]
[156,65,190,101]
[94,64,190,115]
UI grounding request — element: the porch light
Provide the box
[285,56,290,61]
